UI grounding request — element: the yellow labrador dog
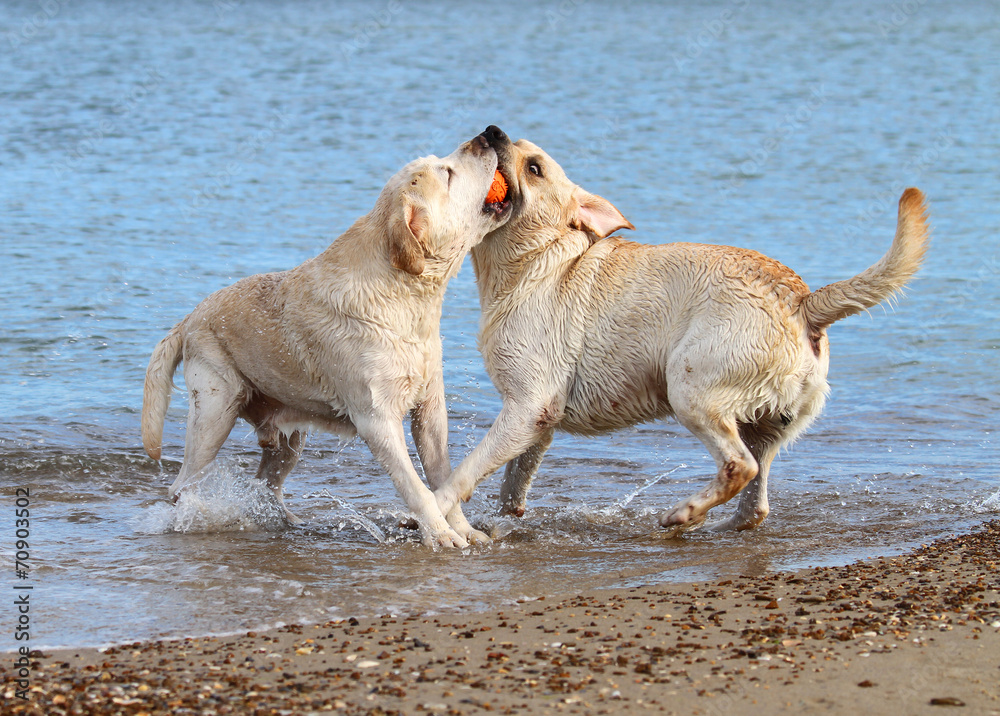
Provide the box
[436,127,928,538]
[142,129,513,548]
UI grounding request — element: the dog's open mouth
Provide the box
[483,168,511,217]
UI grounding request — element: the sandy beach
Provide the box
[5,520,998,715]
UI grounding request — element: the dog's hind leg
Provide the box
[255,429,305,525]
[168,359,241,499]
[710,416,785,532]
[498,428,554,517]
[658,393,759,535]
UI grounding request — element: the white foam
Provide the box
[133,458,290,534]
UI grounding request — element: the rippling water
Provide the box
[1,0,998,648]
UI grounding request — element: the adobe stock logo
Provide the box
[672,0,750,72]
[5,0,70,52]
[717,84,827,198]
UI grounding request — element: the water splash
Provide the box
[614,464,688,510]
[482,465,693,544]
[133,458,290,534]
[304,489,387,543]
[973,489,1000,514]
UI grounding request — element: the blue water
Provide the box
[1,0,997,649]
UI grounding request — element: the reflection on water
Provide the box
[1,0,997,648]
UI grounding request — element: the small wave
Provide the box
[132,458,290,534]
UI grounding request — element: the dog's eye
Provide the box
[528,162,542,177]
[443,166,454,188]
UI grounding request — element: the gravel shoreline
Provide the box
[5,520,998,715]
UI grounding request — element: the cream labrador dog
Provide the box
[141,130,513,548]
[435,127,928,537]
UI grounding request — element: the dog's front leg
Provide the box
[356,414,468,549]
[411,380,491,545]
[498,427,555,517]
[436,401,560,517]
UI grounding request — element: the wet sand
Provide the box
[5,520,999,715]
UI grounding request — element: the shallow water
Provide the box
[1,0,997,649]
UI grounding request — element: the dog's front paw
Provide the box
[445,513,492,546]
[463,526,492,545]
[423,526,469,550]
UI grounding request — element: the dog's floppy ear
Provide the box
[389,199,428,276]
[571,188,635,238]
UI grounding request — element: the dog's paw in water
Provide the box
[402,514,492,547]
[659,504,707,538]
[425,527,470,550]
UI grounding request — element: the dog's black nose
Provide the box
[480,125,509,148]
[483,125,507,142]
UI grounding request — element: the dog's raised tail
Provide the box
[799,188,929,331]
[141,324,184,461]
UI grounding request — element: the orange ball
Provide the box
[486,170,507,203]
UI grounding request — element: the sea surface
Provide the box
[1,0,998,649]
